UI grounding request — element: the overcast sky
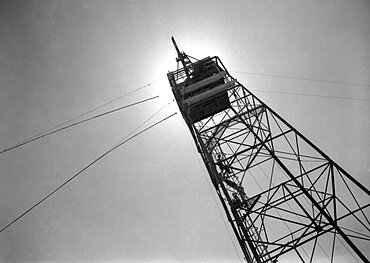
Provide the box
[0,1,369,262]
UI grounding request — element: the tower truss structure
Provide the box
[167,38,370,263]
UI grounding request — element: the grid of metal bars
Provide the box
[168,54,370,263]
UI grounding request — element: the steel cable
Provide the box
[0,96,159,155]
[0,112,176,234]
[8,77,163,152]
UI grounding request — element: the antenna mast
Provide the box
[171,36,191,79]
[167,39,370,263]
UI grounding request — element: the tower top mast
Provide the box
[171,36,191,79]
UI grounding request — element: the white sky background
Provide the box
[0,0,369,262]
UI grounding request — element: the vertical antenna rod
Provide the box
[171,36,191,79]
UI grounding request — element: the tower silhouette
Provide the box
[167,37,370,263]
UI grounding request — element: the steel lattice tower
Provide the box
[167,38,370,263]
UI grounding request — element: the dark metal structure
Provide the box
[167,37,370,263]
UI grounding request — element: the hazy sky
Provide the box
[0,1,369,262]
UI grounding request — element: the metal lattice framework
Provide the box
[167,38,370,263]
